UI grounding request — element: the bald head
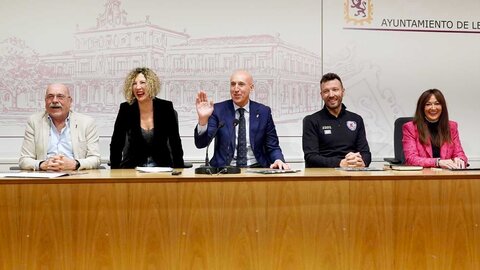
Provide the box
[230,70,254,107]
[231,70,253,83]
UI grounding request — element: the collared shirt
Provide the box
[46,114,74,159]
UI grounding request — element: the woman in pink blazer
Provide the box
[402,89,468,169]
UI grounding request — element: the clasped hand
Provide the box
[438,157,465,169]
[41,154,76,171]
[340,152,365,168]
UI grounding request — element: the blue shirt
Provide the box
[46,115,74,159]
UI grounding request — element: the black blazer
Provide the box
[110,98,184,168]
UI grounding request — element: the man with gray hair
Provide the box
[19,83,101,171]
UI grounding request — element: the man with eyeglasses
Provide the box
[194,70,289,169]
[302,73,371,168]
[19,83,101,171]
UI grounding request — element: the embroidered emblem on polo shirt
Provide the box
[346,121,357,131]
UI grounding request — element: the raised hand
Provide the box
[196,90,214,125]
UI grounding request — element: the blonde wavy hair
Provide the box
[123,67,160,104]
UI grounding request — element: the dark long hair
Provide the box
[413,89,451,146]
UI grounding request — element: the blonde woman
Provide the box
[110,67,184,168]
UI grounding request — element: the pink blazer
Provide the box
[402,121,468,167]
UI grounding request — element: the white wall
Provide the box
[323,0,480,161]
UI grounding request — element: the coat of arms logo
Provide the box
[344,0,374,25]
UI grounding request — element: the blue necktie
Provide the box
[237,108,247,167]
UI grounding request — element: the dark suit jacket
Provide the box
[110,98,184,168]
[194,100,285,168]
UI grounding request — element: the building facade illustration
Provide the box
[1,0,320,132]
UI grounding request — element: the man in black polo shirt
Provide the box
[302,73,371,168]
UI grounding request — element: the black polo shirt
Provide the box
[302,104,371,167]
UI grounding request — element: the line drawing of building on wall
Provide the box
[0,0,321,135]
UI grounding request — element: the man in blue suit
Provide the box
[194,70,289,169]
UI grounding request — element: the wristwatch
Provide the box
[75,160,80,170]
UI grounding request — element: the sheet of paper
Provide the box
[245,169,301,174]
[135,167,173,173]
[0,172,70,178]
[391,165,423,171]
[335,167,385,171]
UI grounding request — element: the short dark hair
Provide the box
[320,73,343,87]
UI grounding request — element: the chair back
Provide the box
[393,117,413,164]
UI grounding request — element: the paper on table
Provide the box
[135,167,173,173]
[0,172,70,178]
[391,165,423,171]
[246,169,301,174]
[335,167,385,171]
